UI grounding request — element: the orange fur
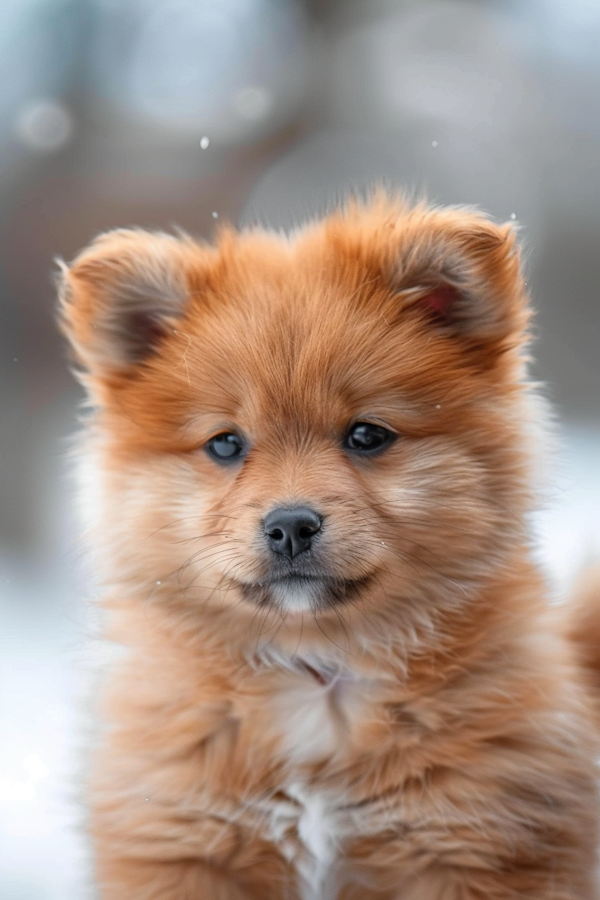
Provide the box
[59,196,600,898]
[569,564,600,696]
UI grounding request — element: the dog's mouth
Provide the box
[267,574,323,586]
[237,573,372,611]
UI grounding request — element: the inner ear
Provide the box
[388,213,526,347]
[124,310,173,363]
[416,285,461,320]
[58,229,194,376]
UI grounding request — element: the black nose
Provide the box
[263,506,322,559]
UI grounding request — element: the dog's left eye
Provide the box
[344,423,395,454]
[206,432,246,462]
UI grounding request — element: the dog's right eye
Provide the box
[206,432,246,462]
[344,422,395,455]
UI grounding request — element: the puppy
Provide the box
[59,196,600,899]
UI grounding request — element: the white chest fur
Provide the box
[260,655,372,899]
[275,678,340,763]
[260,781,344,900]
[269,656,366,764]
[285,783,340,900]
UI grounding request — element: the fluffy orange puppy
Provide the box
[59,196,600,899]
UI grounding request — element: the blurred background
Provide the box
[1,1,599,896]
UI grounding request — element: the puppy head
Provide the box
[59,197,533,635]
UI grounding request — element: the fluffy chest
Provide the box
[264,782,346,900]
[263,660,385,896]
[268,657,372,764]
[249,656,394,897]
[260,776,400,900]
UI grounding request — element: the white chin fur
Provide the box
[269,579,326,612]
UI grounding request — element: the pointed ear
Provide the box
[392,210,528,349]
[57,229,193,377]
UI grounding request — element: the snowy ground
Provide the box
[1,422,599,899]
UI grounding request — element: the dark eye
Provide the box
[206,432,246,462]
[344,422,394,454]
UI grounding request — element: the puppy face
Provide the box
[60,198,532,628]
